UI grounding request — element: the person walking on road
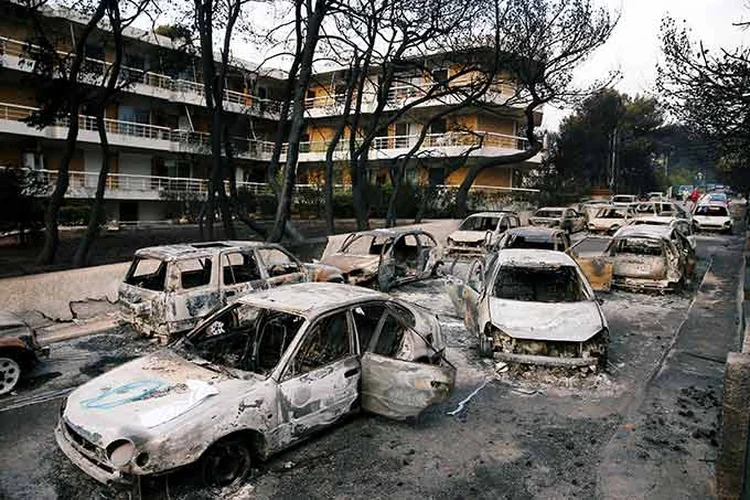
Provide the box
[687,188,700,212]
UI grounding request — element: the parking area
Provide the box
[0,228,742,500]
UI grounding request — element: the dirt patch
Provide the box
[69,298,119,320]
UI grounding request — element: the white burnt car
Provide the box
[446,211,521,257]
[693,203,733,233]
[587,206,635,234]
[447,250,608,368]
[606,225,696,292]
[319,228,442,291]
[529,207,586,234]
[118,242,343,342]
[57,283,455,487]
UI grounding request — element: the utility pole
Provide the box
[609,126,618,194]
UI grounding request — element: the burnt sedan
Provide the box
[446,211,521,258]
[447,250,608,368]
[319,228,442,291]
[57,283,455,487]
[118,241,343,342]
[529,207,586,234]
[606,225,696,292]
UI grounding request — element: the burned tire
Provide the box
[478,334,494,359]
[201,437,253,489]
[0,357,21,396]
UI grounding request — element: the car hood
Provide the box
[448,231,486,244]
[488,298,604,342]
[320,254,380,274]
[63,349,252,446]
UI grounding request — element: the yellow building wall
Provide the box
[450,115,478,131]
[0,85,37,106]
[477,115,515,135]
[446,166,512,187]
[0,148,21,168]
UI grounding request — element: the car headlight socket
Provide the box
[107,440,137,469]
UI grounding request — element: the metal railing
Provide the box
[0,36,282,113]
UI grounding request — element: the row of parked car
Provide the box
[50,194,733,488]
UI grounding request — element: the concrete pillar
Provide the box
[717,352,750,499]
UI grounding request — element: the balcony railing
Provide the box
[0,36,281,114]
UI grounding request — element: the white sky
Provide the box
[542,0,750,131]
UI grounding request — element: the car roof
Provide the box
[466,211,516,218]
[495,249,577,267]
[349,228,433,238]
[535,207,568,211]
[236,282,386,318]
[504,226,564,237]
[134,241,268,261]
[613,225,673,239]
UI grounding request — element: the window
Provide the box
[257,87,268,99]
[287,312,350,377]
[430,119,447,134]
[460,216,500,231]
[125,258,167,291]
[352,304,386,352]
[493,266,586,303]
[222,252,262,285]
[695,205,728,217]
[372,312,406,356]
[257,248,302,277]
[177,257,213,289]
[431,68,448,84]
[616,238,663,257]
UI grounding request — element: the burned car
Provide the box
[0,311,48,395]
[447,250,608,368]
[493,226,572,253]
[446,211,521,258]
[56,283,455,486]
[319,228,442,291]
[529,207,586,234]
[118,241,343,341]
[606,225,696,292]
[587,205,635,234]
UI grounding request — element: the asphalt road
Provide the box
[0,231,742,500]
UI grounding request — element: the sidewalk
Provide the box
[598,236,744,499]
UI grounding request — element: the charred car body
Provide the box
[319,228,442,291]
[529,207,586,234]
[446,212,521,258]
[118,242,343,341]
[493,227,572,253]
[0,311,48,395]
[447,250,608,368]
[587,205,635,234]
[606,225,696,292]
[57,283,455,486]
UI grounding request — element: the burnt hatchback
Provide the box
[57,283,455,487]
[118,241,343,341]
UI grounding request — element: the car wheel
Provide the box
[201,437,253,489]
[479,334,494,358]
[0,357,21,396]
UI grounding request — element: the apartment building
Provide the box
[0,2,542,222]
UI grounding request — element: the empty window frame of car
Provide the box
[460,216,500,232]
[125,257,167,291]
[613,237,664,257]
[177,257,213,289]
[285,311,352,378]
[535,209,564,219]
[493,264,588,303]
[222,252,262,285]
[596,208,629,219]
[257,248,302,277]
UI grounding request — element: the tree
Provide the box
[658,14,750,193]
[21,0,110,265]
[73,0,158,267]
[450,0,618,217]
[550,89,665,195]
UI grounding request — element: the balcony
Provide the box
[0,36,282,119]
[0,101,276,160]
[294,130,540,163]
[304,81,523,118]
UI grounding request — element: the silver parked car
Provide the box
[446,211,521,258]
[529,207,586,234]
[57,283,455,487]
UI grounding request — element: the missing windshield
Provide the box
[493,265,586,302]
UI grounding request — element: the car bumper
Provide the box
[612,276,679,292]
[695,224,731,232]
[493,351,599,367]
[55,418,132,485]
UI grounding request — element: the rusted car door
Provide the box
[166,256,221,333]
[359,307,456,420]
[378,234,421,290]
[219,250,267,303]
[256,247,307,288]
[575,257,614,292]
[277,310,360,439]
[416,233,439,278]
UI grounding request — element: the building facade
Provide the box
[0,2,542,222]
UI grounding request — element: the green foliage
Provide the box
[0,168,45,240]
[552,89,665,195]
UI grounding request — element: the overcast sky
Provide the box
[542,0,750,130]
